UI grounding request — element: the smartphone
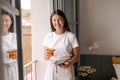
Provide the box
[57,61,65,65]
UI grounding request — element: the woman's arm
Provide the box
[69,47,79,65]
[60,47,79,69]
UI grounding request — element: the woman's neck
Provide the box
[1,30,9,36]
[55,30,65,34]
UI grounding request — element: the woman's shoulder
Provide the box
[44,32,54,38]
[45,32,53,37]
[46,32,53,35]
[66,31,76,37]
[9,32,16,39]
[65,31,78,41]
[9,32,16,36]
[9,32,16,35]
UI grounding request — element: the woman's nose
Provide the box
[55,20,59,24]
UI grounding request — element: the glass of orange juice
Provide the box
[7,49,17,58]
[47,48,55,56]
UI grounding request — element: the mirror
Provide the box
[0,1,20,80]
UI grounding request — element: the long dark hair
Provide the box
[50,9,70,32]
[1,10,14,32]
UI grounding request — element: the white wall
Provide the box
[80,0,120,55]
[31,0,51,80]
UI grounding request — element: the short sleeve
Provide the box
[42,33,52,47]
[71,34,79,48]
[12,33,17,43]
[42,35,48,47]
[9,32,17,45]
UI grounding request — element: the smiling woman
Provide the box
[42,9,79,80]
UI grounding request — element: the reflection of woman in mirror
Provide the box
[1,11,18,80]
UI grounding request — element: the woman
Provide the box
[1,11,18,80]
[42,9,79,80]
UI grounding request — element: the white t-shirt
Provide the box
[1,32,17,63]
[42,31,79,61]
[42,31,79,80]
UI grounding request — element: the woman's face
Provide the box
[1,14,12,31]
[52,14,65,32]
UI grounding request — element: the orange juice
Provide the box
[47,48,55,56]
[7,49,17,58]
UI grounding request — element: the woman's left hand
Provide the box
[8,53,17,60]
[59,60,71,69]
[11,53,17,59]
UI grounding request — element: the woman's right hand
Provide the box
[44,47,53,60]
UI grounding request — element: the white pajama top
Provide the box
[42,31,79,80]
[1,32,18,80]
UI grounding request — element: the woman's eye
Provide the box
[53,20,56,22]
[58,19,62,21]
[52,18,63,23]
[5,20,9,22]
